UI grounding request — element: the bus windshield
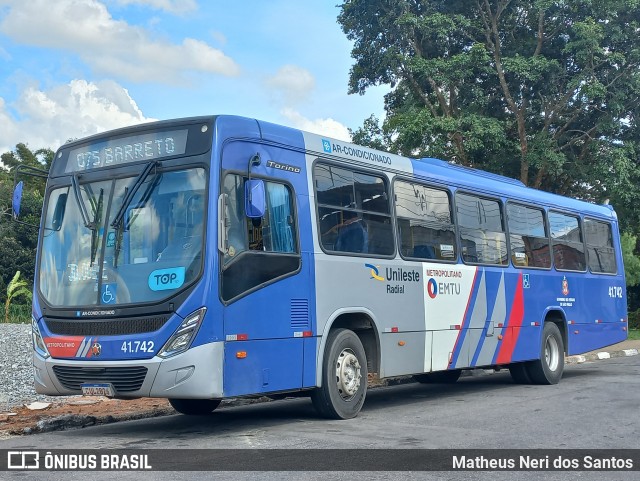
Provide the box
[38,167,207,307]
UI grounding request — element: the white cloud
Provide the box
[266,65,315,105]
[210,30,227,46]
[0,0,240,84]
[0,79,154,154]
[111,0,197,15]
[0,45,10,61]
[281,108,351,142]
[0,98,20,154]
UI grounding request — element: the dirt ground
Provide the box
[1,397,174,438]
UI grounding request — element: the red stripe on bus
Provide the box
[496,273,524,364]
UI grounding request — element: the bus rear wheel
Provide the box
[169,398,221,415]
[311,328,367,419]
[526,322,564,385]
[508,363,531,384]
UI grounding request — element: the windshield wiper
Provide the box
[110,161,159,229]
[90,188,104,266]
[111,161,161,268]
[71,174,94,231]
[70,176,103,266]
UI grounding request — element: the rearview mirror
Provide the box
[245,179,266,218]
[12,181,24,219]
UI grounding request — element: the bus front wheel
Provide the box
[311,328,368,420]
[169,398,221,415]
[526,322,564,385]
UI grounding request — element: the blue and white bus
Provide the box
[15,115,628,419]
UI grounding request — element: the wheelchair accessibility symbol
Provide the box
[101,283,117,304]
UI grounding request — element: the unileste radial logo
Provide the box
[365,264,385,281]
[364,264,420,294]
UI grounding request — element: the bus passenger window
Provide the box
[314,163,393,256]
[394,180,456,261]
[549,212,586,271]
[507,203,551,269]
[456,193,507,266]
[585,219,616,274]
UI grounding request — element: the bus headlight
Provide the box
[158,307,206,358]
[32,317,50,359]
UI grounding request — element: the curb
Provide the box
[565,348,639,364]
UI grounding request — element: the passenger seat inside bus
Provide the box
[335,219,368,253]
[413,245,436,259]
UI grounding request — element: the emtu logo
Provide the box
[365,264,385,281]
[322,139,332,153]
[427,278,438,298]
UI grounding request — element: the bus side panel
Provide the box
[426,264,479,371]
[302,336,318,387]
[432,330,461,371]
[450,268,533,369]
[223,338,303,397]
[568,323,628,355]
[314,256,427,380]
[503,325,541,363]
[380,331,428,377]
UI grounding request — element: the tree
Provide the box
[622,233,640,286]
[338,0,640,203]
[1,143,53,195]
[1,144,48,303]
[4,271,32,323]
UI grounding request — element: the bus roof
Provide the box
[410,156,615,220]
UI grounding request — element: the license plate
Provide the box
[81,383,115,397]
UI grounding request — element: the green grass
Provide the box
[627,329,640,341]
[4,304,31,324]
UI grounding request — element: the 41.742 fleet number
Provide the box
[608,286,623,299]
[121,341,155,353]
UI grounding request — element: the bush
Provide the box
[7,304,31,324]
[629,308,640,330]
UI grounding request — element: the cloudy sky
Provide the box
[0,0,388,154]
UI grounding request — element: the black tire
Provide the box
[508,362,531,384]
[414,369,462,384]
[169,398,221,415]
[311,329,368,419]
[525,322,564,385]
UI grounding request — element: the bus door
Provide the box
[219,142,314,397]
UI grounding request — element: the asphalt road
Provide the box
[2,355,638,481]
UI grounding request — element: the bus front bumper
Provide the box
[33,341,224,399]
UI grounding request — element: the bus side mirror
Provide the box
[245,179,266,218]
[12,181,24,219]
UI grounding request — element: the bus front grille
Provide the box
[52,366,148,393]
[44,316,169,336]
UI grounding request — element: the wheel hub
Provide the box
[545,335,559,371]
[335,348,361,400]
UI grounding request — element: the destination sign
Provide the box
[65,129,188,173]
